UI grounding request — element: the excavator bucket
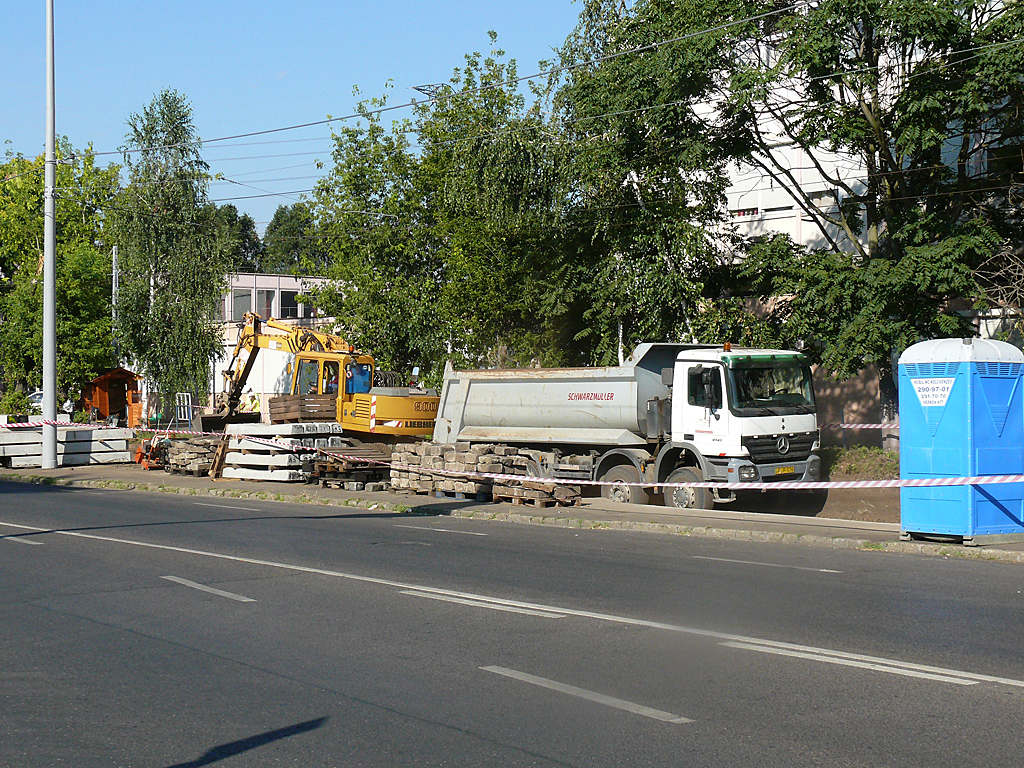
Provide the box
[191,412,262,434]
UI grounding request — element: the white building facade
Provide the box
[208,273,334,414]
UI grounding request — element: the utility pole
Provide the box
[112,244,119,364]
[42,0,57,469]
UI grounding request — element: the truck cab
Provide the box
[662,348,820,507]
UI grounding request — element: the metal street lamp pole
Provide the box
[42,0,57,469]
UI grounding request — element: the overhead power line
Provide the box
[88,1,814,159]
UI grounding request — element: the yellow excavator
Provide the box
[199,312,438,440]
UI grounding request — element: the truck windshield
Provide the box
[727,363,815,415]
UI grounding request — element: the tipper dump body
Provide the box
[434,343,683,446]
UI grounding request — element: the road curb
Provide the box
[5,471,1024,565]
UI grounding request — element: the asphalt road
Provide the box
[2,480,1023,767]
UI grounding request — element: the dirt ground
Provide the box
[728,486,901,524]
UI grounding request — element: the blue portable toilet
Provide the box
[899,337,1024,545]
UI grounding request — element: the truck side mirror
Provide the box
[702,369,722,416]
[661,367,674,386]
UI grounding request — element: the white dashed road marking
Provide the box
[481,666,693,723]
[161,575,256,603]
[2,518,1021,690]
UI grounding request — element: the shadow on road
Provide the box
[164,717,327,767]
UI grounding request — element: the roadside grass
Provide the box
[821,446,900,480]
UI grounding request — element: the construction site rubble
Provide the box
[390,442,582,507]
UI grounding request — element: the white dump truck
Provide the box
[432,343,821,508]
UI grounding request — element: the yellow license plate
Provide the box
[775,466,796,475]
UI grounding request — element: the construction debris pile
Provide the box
[390,442,581,507]
[0,425,132,469]
[163,436,223,477]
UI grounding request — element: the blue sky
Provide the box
[3,1,583,233]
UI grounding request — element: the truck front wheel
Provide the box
[665,467,712,510]
[600,465,649,505]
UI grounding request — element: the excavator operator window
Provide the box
[323,361,340,395]
[346,362,372,395]
[295,359,319,395]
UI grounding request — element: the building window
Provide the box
[281,290,303,319]
[256,289,275,319]
[231,289,251,322]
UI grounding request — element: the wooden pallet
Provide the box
[492,492,559,508]
[433,489,492,502]
[492,490,581,508]
[209,437,230,479]
[268,394,337,423]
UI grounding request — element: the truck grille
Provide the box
[742,431,817,464]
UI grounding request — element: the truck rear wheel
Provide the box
[665,467,712,509]
[600,465,649,505]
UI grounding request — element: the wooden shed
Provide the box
[79,368,143,428]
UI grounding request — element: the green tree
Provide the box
[1,140,119,283]
[111,89,231,402]
[1,244,114,398]
[263,202,325,274]
[311,38,567,380]
[0,142,120,397]
[718,0,1024,380]
[548,0,768,364]
[412,36,567,367]
[212,203,265,273]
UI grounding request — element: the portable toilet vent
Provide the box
[899,337,1024,545]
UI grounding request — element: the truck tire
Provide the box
[665,466,712,510]
[600,465,649,505]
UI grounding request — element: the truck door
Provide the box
[678,364,729,450]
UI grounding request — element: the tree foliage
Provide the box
[0,142,120,396]
[310,37,569,381]
[211,204,265,273]
[550,0,761,363]
[718,0,1024,377]
[111,89,232,400]
[1,244,114,397]
[263,202,325,274]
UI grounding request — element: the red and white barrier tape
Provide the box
[1,419,129,430]
[8,420,1012,493]
[821,423,900,430]
[389,462,1024,491]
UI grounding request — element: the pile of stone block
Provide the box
[389,442,582,505]
[0,425,132,468]
[390,441,501,497]
[164,436,224,477]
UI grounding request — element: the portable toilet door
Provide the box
[899,337,1024,545]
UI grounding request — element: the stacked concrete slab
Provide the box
[0,425,132,468]
[221,422,344,482]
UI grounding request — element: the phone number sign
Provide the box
[910,377,955,407]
